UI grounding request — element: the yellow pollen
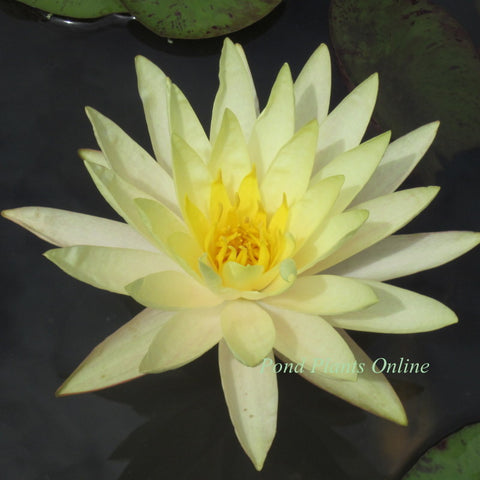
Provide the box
[214,220,265,268]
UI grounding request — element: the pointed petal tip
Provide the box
[384,403,408,427]
[361,72,379,92]
[223,36,234,47]
[279,62,292,78]
[42,248,55,260]
[134,54,167,76]
[1,209,13,220]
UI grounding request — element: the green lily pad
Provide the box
[330,0,480,166]
[16,0,127,18]
[121,0,281,39]
[402,423,480,479]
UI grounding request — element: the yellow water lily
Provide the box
[3,39,479,470]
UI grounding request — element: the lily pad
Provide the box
[330,0,480,165]
[17,0,127,18]
[402,423,480,479]
[121,0,281,39]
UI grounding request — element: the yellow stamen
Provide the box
[203,168,290,279]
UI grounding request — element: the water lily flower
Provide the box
[3,38,479,470]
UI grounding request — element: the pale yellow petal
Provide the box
[234,43,259,114]
[85,107,178,213]
[210,38,258,143]
[249,63,295,179]
[286,331,407,425]
[209,109,251,196]
[167,231,204,277]
[263,304,356,380]
[328,280,458,333]
[2,206,156,251]
[57,308,174,395]
[126,270,222,309]
[198,255,242,300]
[135,55,173,172]
[84,160,157,240]
[140,306,222,373]
[263,275,378,315]
[295,209,369,273]
[44,246,179,294]
[314,73,378,173]
[240,258,298,300]
[221,300,275,367]
[170,83,211,162]
[353,122,439,205]
[309,187,440,273]
[222,262,265,291]
[287,175,344,248]
[219,341,277,471]
[312,131,391,213]
[78,148,108,167]
[294,44,331,128]
[171,134,212,215]
[260,120,318,212]
[325,231,480,281]
[134,198,188,254]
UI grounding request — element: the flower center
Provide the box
[184,168,292,290]
[206,168,289,275]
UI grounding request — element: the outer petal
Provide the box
[263,275,378,315]
[56,308,174,395]
[78,148,108,167]
[219,341,277,471]
[170,83,211,162]
[352,122,439,205]
[135,55,173,172]
[263,304,357,380]
[249,63,295,179]
[85,107,178,212]
[325,231,480,281]
[2,207,156,252]
[289,331,407,425]
[210,38,258,144]
[221,300,275,367]
[140,306,222,373]
[309,186,440,273]
[44,246,180,294]
[209,109,251,197]
[260,120,318,212]
[314,73,378,173]
[328,280,458,333]
[294,44,331,129]
[312,131,391,213]
[84,161,158,240]
[126,270,223,309]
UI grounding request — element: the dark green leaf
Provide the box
[330,0,480,165]
[403,423,480,479]
[16,0,127,18]
[121,0,281,39]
